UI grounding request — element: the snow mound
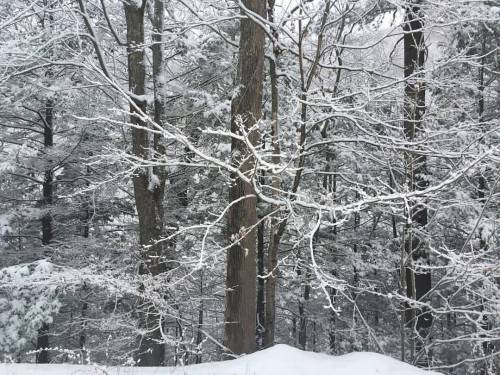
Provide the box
[0,344,442,375]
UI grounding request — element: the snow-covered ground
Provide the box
[0,344,442,375]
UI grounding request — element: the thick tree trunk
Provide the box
[402,1,432,364]
[224,0,265,356]
[36,99,54,364]
[124,0,167,366]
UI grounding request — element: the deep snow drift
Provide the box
[0,344,442,375]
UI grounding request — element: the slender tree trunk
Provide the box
[476,32,494,375]
[124,0,168,366]
[312,321,317,352]
[402,1,432,365]
[320,119,338,353]
[224,0,265,356]
[256,220,265,348]
[36,98,54,364]
[195,270,204,364]
[151,0,166,158]
[79,154,92,362]
[298,266,311,350]
[263,0,331,349]
[79,199,90,362]
[294,2,331,351]
[263,0,281,349]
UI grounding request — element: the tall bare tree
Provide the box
[36,1,55,362]
[262,0,281,349]
[123,0,167,365]
[402,0,432,364]
[36,98,54,364]
[224,0,265,356]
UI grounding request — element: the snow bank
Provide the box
[0,344,442,375]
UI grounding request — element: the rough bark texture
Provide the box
[402,1,432,363]
[36,99,54,364]
[124,0,167,366]
[224,0,265,356]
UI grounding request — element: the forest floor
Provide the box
[1,344,442,374]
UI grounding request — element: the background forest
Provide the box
[0,0,499,374]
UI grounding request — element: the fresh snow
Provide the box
[0,344,442,375]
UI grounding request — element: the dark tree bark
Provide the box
[124,0,168,366]
[402,1,432,364]
[36,99,54,364]
[322,120,338,353]
[195,271,204,364]
[297,270,311,350]
[263,0,280,349]
[224,0,265,356]
[476,31,494,375]
[256,220,265,348]
[288,1,331,351]
[79,198,90,362]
